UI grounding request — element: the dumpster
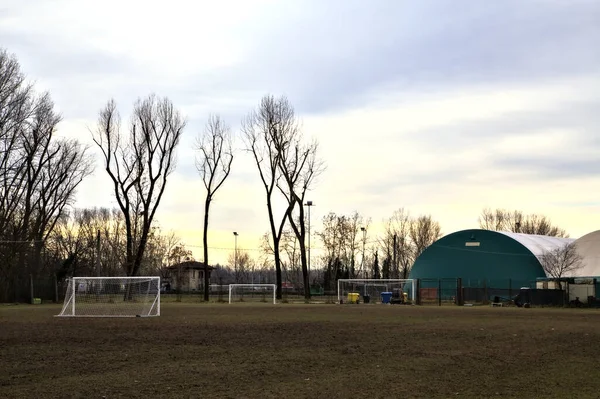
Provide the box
[363,294,370,304]
[381,292,392,304]
[347,292,360,304]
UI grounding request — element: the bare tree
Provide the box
[227,250,253,283]
[274,105,325,298]
[478,208,568,237]
[317,211,369,289]
[92,95,185,282]
[381,208,412,278]
[195,114,233,300]
[0,49,93,301]
[242,95,296,299]
[539,243,583,289]
[378,209,441,279]
[410,214,442,259]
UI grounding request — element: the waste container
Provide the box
[363,294,370,304]
[347,292,360,304]
[381,292,392,304]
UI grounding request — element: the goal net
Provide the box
[57,277,161,317]
[228,284,276,304]
[337,279,416,304]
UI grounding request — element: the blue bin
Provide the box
[381,292,393,304]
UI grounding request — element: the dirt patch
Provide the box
[1,304,599,398]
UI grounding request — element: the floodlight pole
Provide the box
[233,232,238,280]
[361,227,367,279]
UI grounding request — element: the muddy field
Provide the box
[1,303,600,398]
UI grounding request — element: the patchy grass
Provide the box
[1,303,600,398]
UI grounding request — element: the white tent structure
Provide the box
[573,230,600,277]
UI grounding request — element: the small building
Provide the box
[164,261,214,292]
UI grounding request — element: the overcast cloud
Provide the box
[1,0,599,262]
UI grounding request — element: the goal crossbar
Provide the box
[337,279,416,304]
[228,284,276,304]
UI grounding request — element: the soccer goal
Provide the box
[228,284,277,304]
[57,276,161,317]
[337,279,416,304]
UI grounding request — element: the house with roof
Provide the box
[164,261,215,292]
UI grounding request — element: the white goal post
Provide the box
[228,284,277,304]
[57,276,161,317]
[337,279,416,304]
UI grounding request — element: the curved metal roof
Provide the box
[497,231,575,261]
[573,230,600,277]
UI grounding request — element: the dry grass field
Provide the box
[1,303,600,399]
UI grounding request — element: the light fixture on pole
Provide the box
[304,200,314,283]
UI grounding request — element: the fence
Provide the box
[1,275,67,304]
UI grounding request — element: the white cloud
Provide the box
[3,0,599,265]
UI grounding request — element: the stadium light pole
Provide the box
[304,201,314,282]
[233,232,238,280]
[360,227,367,278]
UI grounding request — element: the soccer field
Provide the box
[1,304,600,398]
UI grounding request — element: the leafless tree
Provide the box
[410,214,442,259]
[227,250,253,283]
[0,49,93,301]
[242,95,296,299]
[195,114,233,300]
[478,208,568,237]
[378,209,441,279]
[380,208,412,278]
[92,95,185,282]
[317,211,369,289]
[47,207,126,279]
[539,243,583,289]
[274,106,325,298]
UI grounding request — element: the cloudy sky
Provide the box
[2,0,599,264]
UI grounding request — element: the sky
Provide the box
[1,0,599,265]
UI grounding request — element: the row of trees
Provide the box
[0,47,325,301]
[0,47,579,302]
[0,50,94,301]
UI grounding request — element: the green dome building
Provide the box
[409,229,574,292]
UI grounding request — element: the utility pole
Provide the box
[96,230,101,277]
[393,234,397,279]
[361,227,367,278]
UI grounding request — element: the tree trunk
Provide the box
[299,238,310,300]
[273,236,283,300]
[203,198,211,301]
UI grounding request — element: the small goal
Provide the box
[228,284,276,304]
[337,279,416,304]
[57,276,161,317]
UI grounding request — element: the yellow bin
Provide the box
[347,292,360,304]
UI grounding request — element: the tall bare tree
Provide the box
[242,95,296,299]
[195,114,233,300]
[539,243,583,289]
[277,138,324,298]
[92,95,185,281]
[0,49,93,301]
[478,208,568,237]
